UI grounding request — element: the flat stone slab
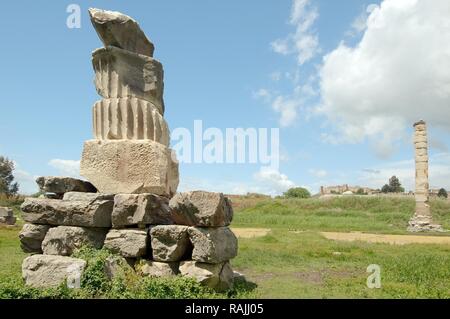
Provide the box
[80,139,179,196]
[112,194,172,228]
[92,46,164,112]
[19,224,51,254]
[137,260,179,277]
[21,197,113,227]
[22,254,86,288]
[36,176,96,195]
[42,226,108,256]
[104,229,147,258]
[150,225,191,262]
[169,191,233,227]
[89,8,155,57]
[62,192,115,202]
[179,261,234,292]
[0,207,13,217]
[188,227,238,263]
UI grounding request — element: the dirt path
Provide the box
[232,228,271,238]
[320,231,450,245]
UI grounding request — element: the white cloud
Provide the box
[318,0,450,157]
[13,167,39,195]
[254,167,297,195]
[252,88,272,102]
[358,152,450,191]
[48,159,80,177]
[271,0,320,65]
[309,169,328,178]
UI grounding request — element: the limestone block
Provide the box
[415,155,428,162]
[92,46,164,113]
[22,255,86,288]
[415,148,428,157]
[112,194,172,228]
[415,142,427,149]
[62,192,115,202]
[36,176,96,195]
[104,229,147,258]
[179,261,234,292]
[188,227,238,264]
[169,191,233,227]
[414,135,427,143]
[21,197,113,227]
[150,225,191,262]
[137,260,179,277]
[92,98,168,143]
[89,8,154,57]
[80,139,179,196]
[42,226,108,256]
[0,216,16,225]
[0,207,13,217]
[19,224,51,254]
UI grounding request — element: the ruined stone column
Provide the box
[80,9,179,197]
[408,120,443,232]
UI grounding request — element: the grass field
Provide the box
[1,195,449,298]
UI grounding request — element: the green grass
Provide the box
[233,196,450,234]
[1,195,449,298]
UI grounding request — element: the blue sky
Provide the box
[1,0,450,195]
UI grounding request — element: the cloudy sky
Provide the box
[1,0,450,195]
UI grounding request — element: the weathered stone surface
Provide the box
[42,226,107,256]
[104,229,147,258]
[112,194,172,228]
[21,197,113,227]
[22,255,86,288]
[0,208,16,225]
[0,207,13,217]
[188,227,238,263]
[62,192,115,202]
[93,98,168,142]
[150,225,191,262]
[104,255,134,280]
[19,224,51,254]
[92,46,164,112]
[179,261,234,292]
[407,215,445,233]
[80,139,179,196]
[89,8,155,57]
[137,260,179,277]
[169,191,233,227]
[36,176,96,195]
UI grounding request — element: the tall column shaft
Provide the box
[413,120,430,217]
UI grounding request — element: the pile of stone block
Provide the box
[0,207,16,226]
[18,8,242,292]
[19,178,238,291]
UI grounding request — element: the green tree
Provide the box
[388,176,405,193]
[356,188,366,195]
[381,184,391,193]
[283,187,311,199]
[438,188,448,199]
[0,156,19,197]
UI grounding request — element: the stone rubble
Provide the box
[18,8,242,292]
[0,207,16,225]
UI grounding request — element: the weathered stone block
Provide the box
[188,227,238,263]
[104,255,134,280]
[36,176,96,195]
[179,261,234,292]
[104,229,147,258]
[21,197,113,227]
[80,139,179,196]
[137,260,179,277]
[62,192,115,202]
[22,255,86,288]
[89,8,155,57]
[0,207,13,217]
[169,191,233,227]
[42,226,107,256]
[19,224,51,254]
[92,98,168,143]
[92,46,164,112]
[0,216,16,225]
[112,193,172,228]
[150,225,191,262]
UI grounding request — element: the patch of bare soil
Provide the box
[320,231,450,245]
[232,228,271,238]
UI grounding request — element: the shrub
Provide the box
[283,187,311,199]
[438,188,448,199]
